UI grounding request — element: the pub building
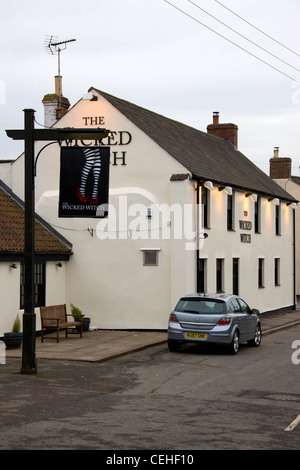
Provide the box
[0,79,297,333]
[269,147,300,296]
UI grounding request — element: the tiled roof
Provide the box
[0,180,72,255]
[92,88,296,202]
[291,176,300,186]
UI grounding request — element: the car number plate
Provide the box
[185,332,207,340]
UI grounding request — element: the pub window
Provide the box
[232,258,239,295]
[142,249,159,266]
[275,204,281,235]
[227,193,234,231]
[275,258,280,286]
[201,186,210,228]
[198,258,207,293]
[216,258,224,293]
[258,258,265,288]
[20,262,46,309]
[254,197,261,233]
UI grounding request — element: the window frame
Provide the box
[141,249,160,266]
[275,258,280,286]
[216,258,224,293]
[258,258,265,288]
[20,262,46,309]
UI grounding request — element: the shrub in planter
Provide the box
[70,303,83,321]
[70,303,85,332]
[70,304,91,331]
[4,315,23,349]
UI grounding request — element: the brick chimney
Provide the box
[207,112,238,149]
[42,76,70,127]
[269,147,292,179]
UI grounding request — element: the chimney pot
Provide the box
[55,75,62,97]
[213,112,219,124]
[274,147,279,158]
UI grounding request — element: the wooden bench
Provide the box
[40,304,83,343]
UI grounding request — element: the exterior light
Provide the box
[268,198,280,205]
[245,192,257,201]
[204,181,214,190]
[82,92,94,100]
[10,263,17,269]
[287,202,298,209]
[219,186,232,195]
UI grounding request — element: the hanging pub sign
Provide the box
[59,146,110,218]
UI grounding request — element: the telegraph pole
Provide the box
[22,109,36,374]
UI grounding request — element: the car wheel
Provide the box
[248,324,262,347]
[228,330,239,355]
[168,340,181,352]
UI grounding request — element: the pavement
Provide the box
[4,305,300,364]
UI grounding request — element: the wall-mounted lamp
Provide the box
[82,92,98,101]
[286,202,298,209]
[245,192,257,202]
[204,181,214,190]
[10,263,17,269]
[219,186,232,196]
[268,197,280,205]
[56,262,62,268]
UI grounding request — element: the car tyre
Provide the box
[168,340,181,352]
[228,330,239,355]
[248,324,262,347]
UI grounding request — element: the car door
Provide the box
[237,298,256,340]
[230,298,249,342]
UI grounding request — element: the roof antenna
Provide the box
[44,36,76,119]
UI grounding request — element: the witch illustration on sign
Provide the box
[59,146,109,218]
[77,148,101,205]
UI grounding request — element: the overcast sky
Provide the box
[1,0,300,176]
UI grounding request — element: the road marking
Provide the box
[285,415,300,431]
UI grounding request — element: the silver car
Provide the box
[168,293,262,354]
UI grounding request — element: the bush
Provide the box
[11,315,21,334]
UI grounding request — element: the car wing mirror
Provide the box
[251,308,260,315]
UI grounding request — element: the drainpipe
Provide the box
[293,208,296,309]
[196,179,200,292]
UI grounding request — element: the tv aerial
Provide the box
[45,35,76,75]
[44,36,76,118]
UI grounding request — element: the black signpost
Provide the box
[6,108,110,374]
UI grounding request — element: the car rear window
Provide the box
[175,299,226,314]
